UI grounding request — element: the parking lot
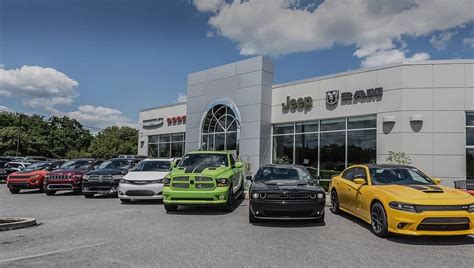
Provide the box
[0,187,473,267]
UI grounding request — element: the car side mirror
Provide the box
[433,178,441,185]
[354,178,366,185]
[246,175,252,181]
[234,162,243,169]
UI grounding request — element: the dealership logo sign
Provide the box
[326,87,383,106]
[282,96,313,111]
[142,118,164,129]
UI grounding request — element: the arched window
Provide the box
[201,104,240,151]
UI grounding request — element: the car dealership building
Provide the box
[138,56,474,186]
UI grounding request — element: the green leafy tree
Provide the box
[47,116,93,158]
[87,126,138,159]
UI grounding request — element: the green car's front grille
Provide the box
[173,176,189,182]
[171,176,216,190]
[172,183,189,188]
[194,176,213,182]
[195,183,214,189]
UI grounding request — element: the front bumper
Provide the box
[82,181,119,194]
[250,199,325,220]
[387,208,474,236]
[163,186,229,205]
[7,178,43,189]
[118,182,163,200]
[44,179,82,191]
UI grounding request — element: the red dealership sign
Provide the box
[167,115,186,125]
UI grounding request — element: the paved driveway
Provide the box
[0,187,473,267]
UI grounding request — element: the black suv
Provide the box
[82,158,141,198]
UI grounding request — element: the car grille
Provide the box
[125,190,156,196]
[173,176,189,182]
[415,205,471,213]
[264,209,314,218]
[172,183,189,188]
[88,175,112,181]
[128,180,156,185]
[195,176,213,182]
[48,175,72,180]
[417,217,470,231]
[9,175,31,179]
[48,184,73,190]
[265,193,312,200]
[171,176,216,190]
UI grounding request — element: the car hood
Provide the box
[86,169,127,176]
[171,166,231,178]
[49,169,86,175]
[10,170,47,176]
[378,184,474,204]
[252,180,324,192]
[123,171,169,181]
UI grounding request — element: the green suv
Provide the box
[162,151,245,212]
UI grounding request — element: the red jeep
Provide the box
[43,159,103,196]
[7,161,64,194]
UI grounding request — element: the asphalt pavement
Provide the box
[0,187,473,267]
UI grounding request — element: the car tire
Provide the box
[371,202,389,237]
[120,198,131,204]
[249,208,259,223]
[237,181,245,199]
[223,184,234,212]
[330,190,341,214]
[44,188,56,196]
[9,188,20,194]
[38,186,44,193]
[164,204,178,212]
[83,193,94,199]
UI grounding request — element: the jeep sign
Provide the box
[282,96,313,111]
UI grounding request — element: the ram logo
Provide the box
[326,90,339,106]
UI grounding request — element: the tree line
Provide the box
[0,112,138,159]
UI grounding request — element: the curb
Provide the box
[0,217,37,231]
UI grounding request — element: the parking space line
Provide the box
[0,242,106,264]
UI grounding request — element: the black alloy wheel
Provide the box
[44,186,56,196]
[371,202,389,237]
[330,190,340,214]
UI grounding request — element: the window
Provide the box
[342,168,355,180]
[466,112,474,178]
[201,104,240,151]
[148,133,185,158]
[272,115,376,180]
[353,167,367,179]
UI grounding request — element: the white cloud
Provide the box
[0,64,4,69]
[0,105,13,113]
[65,105,133,129]
[0,65,79,110]
[196,0,473,65]
[193,0,225,13]
[360,49,430,68]
[177,93,187,102]
[463,37,474,48]
[430,31,456,51]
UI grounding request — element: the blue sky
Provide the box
[0,0,473,129]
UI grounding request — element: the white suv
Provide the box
[118,158,175,203]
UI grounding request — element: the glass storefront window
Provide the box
[320,131,346,179]
[466,112,474,178]
[320,118,345,131]
[467,148,474,178]
[149,133,185,158]
[272,115,377,180]
[273,135,293,164]
[295,133,318,168]
[348,129,376,166]
[348,115,376,129]
[273,123,294,135]
[296,121,318,133]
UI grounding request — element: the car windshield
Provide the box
[7,163,23,168]
[98,159,132,170]
[60,160,92,170]
[254,166,311,182]
[178,154,228,168]
[370,167,435,185]
[132,160,170,172]
[23,162,51,171]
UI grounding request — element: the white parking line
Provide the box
[0,242,106,264]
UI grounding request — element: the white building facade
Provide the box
[138,56,474,186]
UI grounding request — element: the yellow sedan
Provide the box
[330,164,474,237]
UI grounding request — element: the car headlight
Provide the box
[389,201,417,213]
[112,175,123,181]
[251,193,259,199]
[161,178,171,186]
[469,204,474,213]
[216,178,229,187]
[120,179,130,184]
